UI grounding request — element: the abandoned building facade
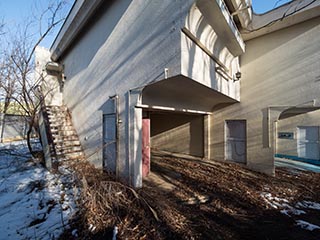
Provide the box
[37,0,320,187]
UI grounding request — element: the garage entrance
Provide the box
[150,111,204,157]
[139,75,238,182]
[141,110,205,178]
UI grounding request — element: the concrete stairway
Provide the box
[45,105,83,163]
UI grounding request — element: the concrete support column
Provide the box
[204,114,210,159]
[261,107,285,175]
[127,90,143,188]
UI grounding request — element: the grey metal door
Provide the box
[103,114,117,172]
[225,120,246,163]
[297,126,319,160]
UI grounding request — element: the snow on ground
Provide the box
[296,220,320,231]
[260,191,320,231]
[260,192,290,210]
[296,201,320,210]
[0,141,78,240]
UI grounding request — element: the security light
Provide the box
[234,71,242,82]
[45,62,63,73]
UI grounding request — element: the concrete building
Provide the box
[37,0,320,187]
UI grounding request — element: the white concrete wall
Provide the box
[277,110,320,157]
[211,16,320,175]
[35,47,62,106]
[61,0,183,183]
[58,0,243,186]
[181,2,240,102]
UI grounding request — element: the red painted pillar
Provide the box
[142,118,150,178]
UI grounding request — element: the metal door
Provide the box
[225,120,246,163]
[297,126,319,160]
[103,114,117,172]
[142,118,150,177]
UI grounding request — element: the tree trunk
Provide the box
[26,115,38,158]
[0,113,6,143]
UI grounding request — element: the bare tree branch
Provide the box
[0,0,70,153]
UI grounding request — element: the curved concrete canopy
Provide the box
[142,75,238,113]
[278,107,320,120]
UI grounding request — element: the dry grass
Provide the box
[59,154,320,240]
[60,161,162,239]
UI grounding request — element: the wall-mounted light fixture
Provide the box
[234,71,242,82]
[45,62,63,73]
[45,62,65,88]
[164,68,169,79]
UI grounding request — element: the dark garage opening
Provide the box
[150,111,204,157]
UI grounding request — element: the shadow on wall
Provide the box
[242,17,320,66]
[65,0,182,113]
[150,112,204,157]
[184,2,236,92]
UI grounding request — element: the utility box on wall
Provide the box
[278,132,294,139]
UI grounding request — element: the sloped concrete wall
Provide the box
[61,0,183,180]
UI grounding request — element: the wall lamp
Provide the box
[45,62,64,73]
[234,71,242,82]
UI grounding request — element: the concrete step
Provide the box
[56,149,83,156]
[48,120,70,125]
[54,139,81,146]
[55,145,82,152]
[57,151,83,159]
[53,135,79,142]
[50,130,77,136]
[49,123,73,128]
[48,115,70,121]
[46,106,67,111]
[50,125,74,131]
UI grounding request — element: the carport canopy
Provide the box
[279,106,320,120]
[141,75,238,113]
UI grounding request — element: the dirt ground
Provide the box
[62,151,320,240]
[140,151,320,240]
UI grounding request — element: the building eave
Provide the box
[197,0,246,56]
[50,0,105,61]
[242,0,320,41]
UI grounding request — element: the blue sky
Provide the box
[0,0,292,48]
[252,0,292,14]
[0,0,74,48]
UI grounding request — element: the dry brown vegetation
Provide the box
[60,152,320,240]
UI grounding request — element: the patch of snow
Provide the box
[260,192,309,218]
[260,192,290,209]
[280,209,306,217]
[296,220,320,231]
[0,141,79,240]
[89,224,96,232]
[296,201,320,210]
[72,229,78,237]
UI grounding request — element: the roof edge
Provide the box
[50,0,105,61]
[242,0,320,41]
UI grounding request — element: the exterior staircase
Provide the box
[42,105,84,168]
